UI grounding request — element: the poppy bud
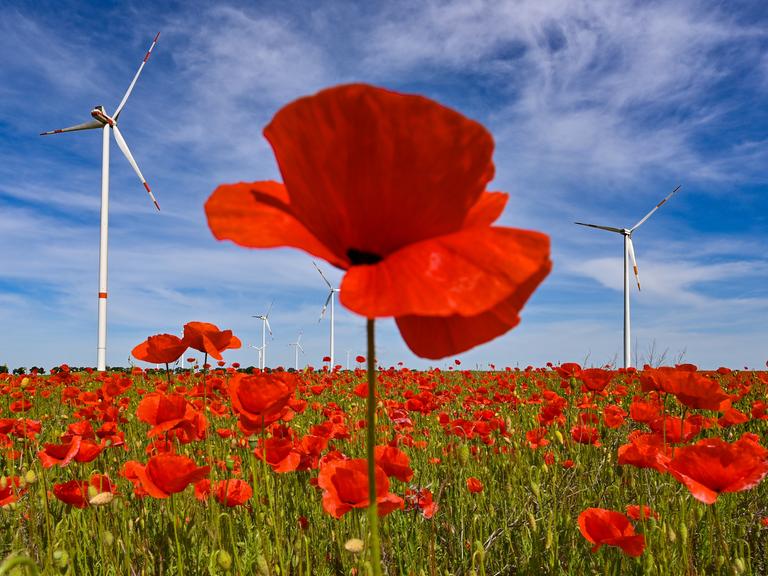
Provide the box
[53,549,69,568]
[665,523,676,543]
[215,550,233,571]
[679,522,688,545]
[102,530,114,547]
[256,554,270,576]
[458,444,470,465]
[554,430,564,444]
[528,511,538,533]
[733,557,746,574]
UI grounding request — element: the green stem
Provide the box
[366,319,383,575]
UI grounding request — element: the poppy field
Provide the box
[0,353,767,575]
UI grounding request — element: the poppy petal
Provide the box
[395,256,551,358]
[463,192,508,228]
[205,181,346,268]
[341,226,549,319]
[264,84,494,259]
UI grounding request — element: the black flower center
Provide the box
[347,249,383,266]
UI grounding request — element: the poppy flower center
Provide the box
[347,249,383,266]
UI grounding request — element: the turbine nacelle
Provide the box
[90,106,114,126]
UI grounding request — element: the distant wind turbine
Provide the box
[288,331,304,370]
[40,33,161,371]
[253,301,273,370]
[249,343,264,370]
[313,262,340,368]
[576,185,681,369]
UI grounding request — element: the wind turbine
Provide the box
[253,302,273,370]
[249,344,264,370]
[313,262,340,368]
[40,33,161,372]
[288,331,304,370]
[576,185,681,369]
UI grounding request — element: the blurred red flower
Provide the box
[578,508,645,557]
[205,83,551,359]
[374,445,413,482]
[317,458,403,519]
[132,334,188,364]
[195,478,252,507]
[640,366,729,410]
[625,504,659,521]
[122,454,210,499]
[667,434,768,504]
[466,477,483,493]
[182,322,241,361]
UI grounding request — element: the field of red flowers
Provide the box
[1,348,767,575]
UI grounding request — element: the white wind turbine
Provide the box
[40,33,161,372]
[253,302,273,370]
[249,344,264,370]
[288,331,304,370]
[576,185,681,369]
[313,262,340,368]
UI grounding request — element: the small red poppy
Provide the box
[132,334,188,364]
[317,458,404,519]
[466,477,483,493]
[182,322,241,361]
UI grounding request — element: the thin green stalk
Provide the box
[366,319,383,575]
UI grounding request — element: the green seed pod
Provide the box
[528,511,538,533]
[458,444,470,466]
[216,550,232,571]
[665,523,676,543]
[52,549,69,569]
[23,470,36,485]
[733,557,746,575]
[554,430,564,445]
[102,530,114,547]
[256,554,269,576]
[679,522,688,546]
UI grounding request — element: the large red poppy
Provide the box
[578,508,646,557]
[666,435,768,504]
[317,458,404,519]
[640,366,729,410]
[182,322,242,361]
[205,84,551,359]
[132,334,188,364]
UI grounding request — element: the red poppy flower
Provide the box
[0,476,25,507]
[625,504,659,521]
[666,435,768,504]
[136,392,207,443]
[578,368,613,392]
[640,367,729,410]
[182,322,241,361]
[229,372,296,433]
[374,445,413,482]
[317,458,404,519]
[617,432,672,473]
[571,425,601,446]
[122,454,210,499]
[578,508,645,557]
[194,479,252,507]
[466,477,483,493]
[52,475,117,508]
[132,334,188,364]
[205,84,551,359]
[405,487,438,519]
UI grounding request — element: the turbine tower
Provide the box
[41,33,161,371]
[576,185,681,369]
[253,302,273,370]
[288,331,304,370]
[313,262,340,368]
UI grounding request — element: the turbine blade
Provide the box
[265,318,272,336]
[313,261,333,289]
[112,125,160,210]
[40,119,103,135]
[297,343,304,353]
[265,299,274,318]
[631,185,681,231]
[627,237,641,291]
[114,32,160,119]
[297,333,302,345]
[319,291,333,321]
[574,222,624,234]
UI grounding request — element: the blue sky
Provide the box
[1,0,766,370]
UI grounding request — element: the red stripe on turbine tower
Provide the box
[98,292,108,299]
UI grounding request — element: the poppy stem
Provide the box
[165,362,171,388]
[366,318,383,575]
